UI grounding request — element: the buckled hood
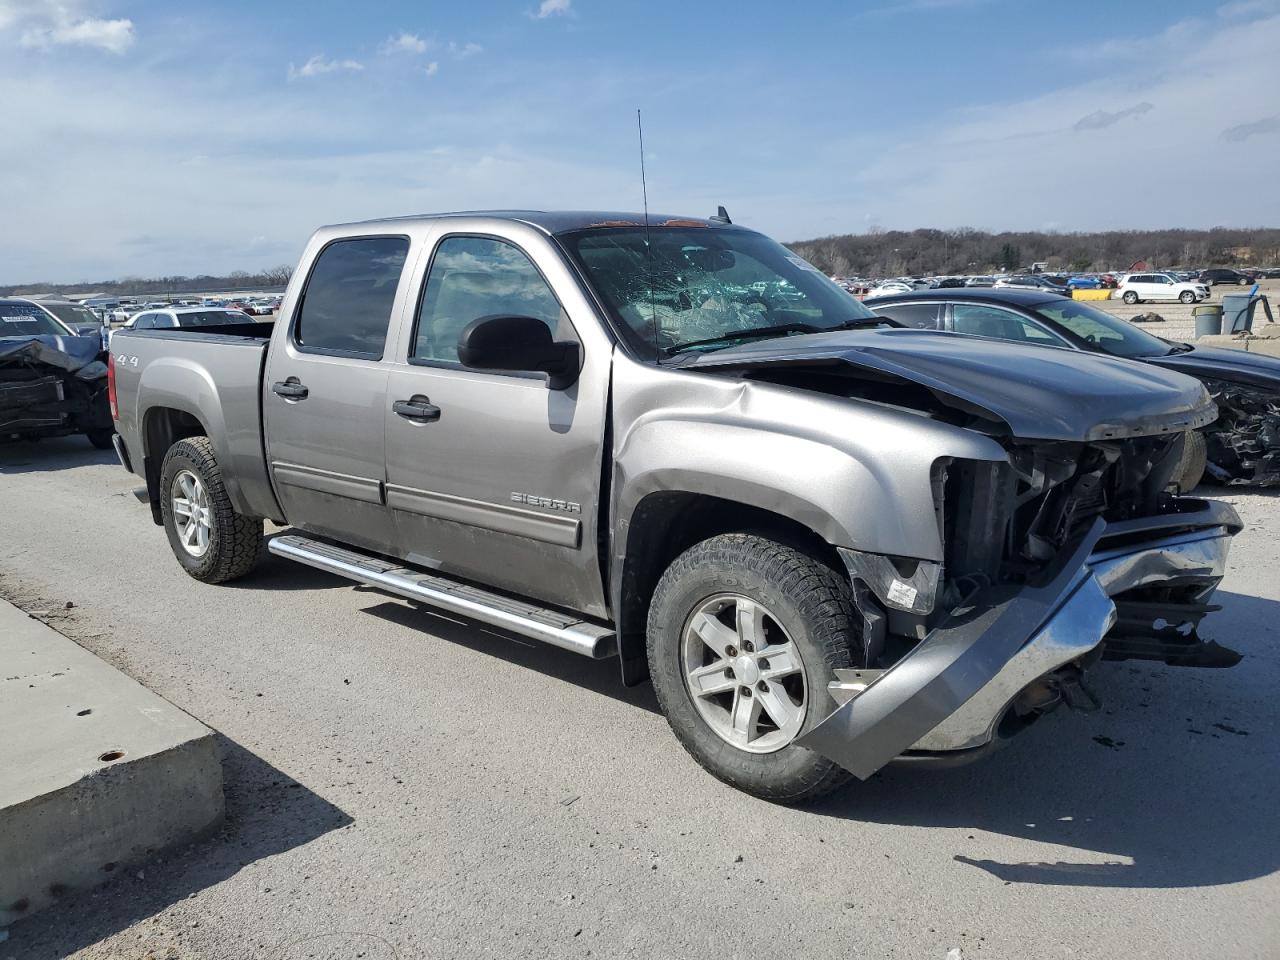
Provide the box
[689,327,1217,442]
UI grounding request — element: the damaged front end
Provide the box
[798,434,1242,779]
[1201,378,1280,486]
[0,335,112,442]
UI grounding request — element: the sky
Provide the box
[1,0,1279,282]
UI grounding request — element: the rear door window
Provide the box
[294,236,410,358]
[867,302,940,329]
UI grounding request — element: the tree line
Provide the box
[786,227,1280,278]
[1,265,294,298]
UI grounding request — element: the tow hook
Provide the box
[1056,670,1102,713]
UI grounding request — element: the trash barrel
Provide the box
[1220,294,1256,334]
[1193,303,1223,338]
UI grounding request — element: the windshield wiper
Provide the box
[664,322,821,355]
[664,317,886,355]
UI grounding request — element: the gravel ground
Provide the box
[2,438,1279,960]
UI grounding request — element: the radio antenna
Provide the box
[637,108,658,353]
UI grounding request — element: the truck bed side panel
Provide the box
[112,328,283,521]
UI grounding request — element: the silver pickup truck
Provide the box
[109,210,1241,802]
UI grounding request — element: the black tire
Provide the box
[159,436,263,583]
[85,428,115,450]
[1179,290,1196,304]
[1122,291,1139,304]
[647,533,861,804]
[1173,429,1207,492]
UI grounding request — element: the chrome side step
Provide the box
[268,534,617,659]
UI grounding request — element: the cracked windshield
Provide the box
[561,226,881,356]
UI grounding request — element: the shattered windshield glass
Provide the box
[559,226,880,357]
[0,302,70,337]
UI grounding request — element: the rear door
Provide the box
[263,233,412,552]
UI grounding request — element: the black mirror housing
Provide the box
[457,315,580,389]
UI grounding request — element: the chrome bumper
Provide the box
[798,499,1239,778]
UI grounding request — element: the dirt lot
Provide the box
[1097,278,1279,343]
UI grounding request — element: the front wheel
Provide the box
[1180,290,1197,304]
[159,436,263,583]
[646,533,861,803]
[1173,430,1208,492]
[1122,291,1140,304]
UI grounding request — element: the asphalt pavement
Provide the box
[2,436,1278,960]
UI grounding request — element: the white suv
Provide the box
[1114,273,1208,305]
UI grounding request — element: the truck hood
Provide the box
[688,327,1217,442]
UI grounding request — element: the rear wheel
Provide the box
[1122,291,1140,304]
[646,533,861,803]
[1179,290,1196,304]
[159,436,263,583]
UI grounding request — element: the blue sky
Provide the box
[2,0,1278,281]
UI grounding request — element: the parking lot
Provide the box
[2,436,1278,960]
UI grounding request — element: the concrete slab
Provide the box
[1,600,223,927]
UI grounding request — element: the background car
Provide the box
[993,275,1061,292]
[1114,273,1208,304]
[864,287,1280,489]
[1066,276,1103,289]
[121,307,253,332]
[1200,268,1256,286]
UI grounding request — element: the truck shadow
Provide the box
[360,597,662,716]
[10,733,353,959]
[811,589,1280,890]
[0,436,117,474]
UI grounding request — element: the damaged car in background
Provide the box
[866,287,1280,489]
[1,298,114,449]
[109,211,1240,802]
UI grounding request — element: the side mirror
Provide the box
[72,322,104,336]
[457,315,580,390]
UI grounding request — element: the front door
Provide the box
[264,233,411,552]
[382,231,609,616]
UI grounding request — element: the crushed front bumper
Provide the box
[797,498,1240,779]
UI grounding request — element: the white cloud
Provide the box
[448,40,482,58]
[424,60,439,76]
[532,0,571,19]
[384,30,427,55]
[288,54,364,80]
[3,0,134,53]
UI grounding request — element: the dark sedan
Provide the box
[864,287,1280,488]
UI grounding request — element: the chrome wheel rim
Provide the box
[171,469,212,558]
[681,593,808,754]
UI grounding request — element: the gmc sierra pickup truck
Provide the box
[109,210,1241,802]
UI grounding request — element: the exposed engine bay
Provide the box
[1202,378,1280,486]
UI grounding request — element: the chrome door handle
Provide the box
[392,395,441,423]
[271,378,308,400]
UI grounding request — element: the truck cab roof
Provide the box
[332,210,742,237]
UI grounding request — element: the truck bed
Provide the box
[110,323,281,522]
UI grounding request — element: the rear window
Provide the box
[0,302,67,336]
[294,236,409,357]
[175,310,245,327]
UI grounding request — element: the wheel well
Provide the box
[616,492,843,685]
[142,407,206,525]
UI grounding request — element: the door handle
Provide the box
[392,395,441,423]
[271,378,309,400]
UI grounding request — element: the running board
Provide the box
[268,534,617,659]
